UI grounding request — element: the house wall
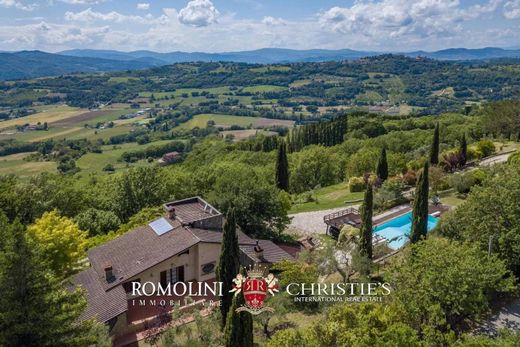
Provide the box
[191,215,223,230]
[197,242,221,281]
[125,244,197,289]
[108,312,129,337]
[123,242,222,290]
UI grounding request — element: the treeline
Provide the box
[0,140,38,156]
[288,114,348,152]
[121,140,186,163]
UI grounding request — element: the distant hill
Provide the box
[405,47,520,60]
[60,47,520,64]
[58,48,379,64]
[0,51,154,80]
[2,47,520,80]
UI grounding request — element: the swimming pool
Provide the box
[373,211,438,249]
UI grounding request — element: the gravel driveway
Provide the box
[286,207,352,236]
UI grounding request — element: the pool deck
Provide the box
[323,203,450,238]
[373,204,449,227]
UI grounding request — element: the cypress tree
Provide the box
[0,217,94,346]
[223,289,253,347]
[430,123,440,165]
[410,161,430,244]
[359,184,373,261]
[216,208,240,329]
[460,134,467,166]
[275,140,290,191]
[376,147,389,182]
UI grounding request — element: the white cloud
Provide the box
[64,8,160,24]
[59,0,106,4]
[319,0,501,40]
[178,0,219,27]
[0,1,517,53]
[137,3,150,11]
[0,0,36,11]
[262,16,287,26]
[0,21,110,50]
[504,0,520,19]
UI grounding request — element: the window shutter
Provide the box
[160,270,167,287]
[177,266,185,282]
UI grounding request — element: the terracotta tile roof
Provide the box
[88,220,199,290]
[164,197,221,224]
[73,196,296,324]
[240,240,295,264]
[72,268,127,323]
[189,227,257,245]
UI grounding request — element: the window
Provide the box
[160,266,185,287]
[123,279,140,293]
[201,262,216,275]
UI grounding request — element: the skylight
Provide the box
[149,217,173,236]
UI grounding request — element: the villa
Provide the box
[72,197,296,341]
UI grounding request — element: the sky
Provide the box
[0,0,519,53]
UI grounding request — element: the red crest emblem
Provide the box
[243,277,267,309]
[229,264,279,315]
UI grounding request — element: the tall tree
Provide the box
[410,161,430,243]
[215,208,240,329]
[359,184,373,263]
[460,133,467,166]
[26,210,87,278]
[0,218,94,347]
[376,147,389,182]
[275,140,290,191]
[430,123,440,165]
[223,289,253,347]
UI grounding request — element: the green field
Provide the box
[290,182,365,214]
[175,114,258,130]
[76,140,175,175]
[0,107,136,142]
[0,153,57,177]
[249,66,291,73]
[0,105,83,129]
[241,85,287,93]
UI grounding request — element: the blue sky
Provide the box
[0,0,519,52]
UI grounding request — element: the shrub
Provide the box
[402,170,417,186]
[348,177,366,192]
[448,172,476,194]
[475,140,496,158]
[508,152,520,165]
[441,150,464,172]
[470,168,487,186]
[102,164,115,172]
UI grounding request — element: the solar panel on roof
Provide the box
[149,217,173,236]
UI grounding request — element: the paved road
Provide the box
[479,152,514,167]
[476,298,520,335]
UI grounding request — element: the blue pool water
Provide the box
[373,212,438,249]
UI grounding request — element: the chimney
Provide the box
[254,240,264,260]
[103,261,114,282]
[166,206,176,220]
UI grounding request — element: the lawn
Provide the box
[176,114,258,130]
[290,182,365,214]
[0,152,57,177]
[438,190,466,208]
